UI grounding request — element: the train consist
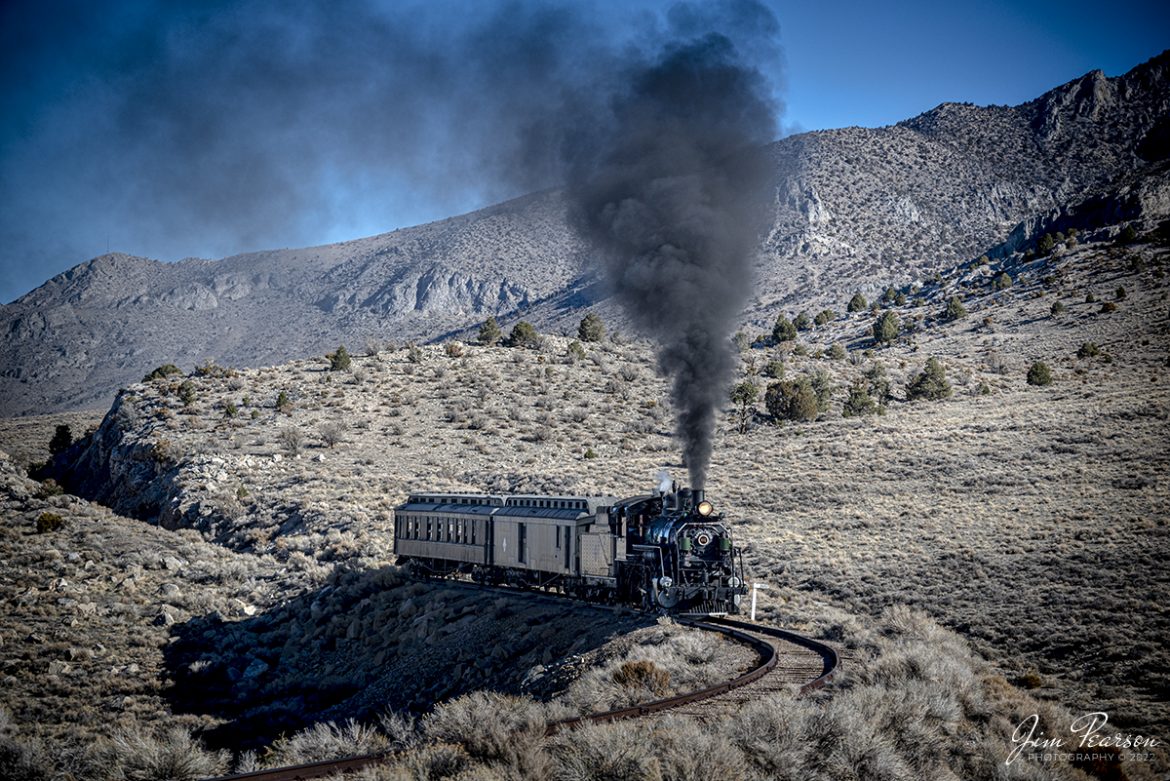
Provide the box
[393,482,747,614]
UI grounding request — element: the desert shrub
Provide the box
[1050,301,1066,316]
[1077,342,1101,358]
[48,424,73,455]
[424,692,548,765]
[507,321,541,348]
[814,309,836,326]
[847,292,867,312]
[193,360,236,378]
[444,341,464,358]
[1018,670,1044,689]
[578,313,604,342]
[771,314,796,343]
[1117,224,1138,244]
[178,380,197,407]
[223,401,237,418]
[793,311,812,331]
[35,479,63,498]
[0,728,51,781]
[566,340,586,362]
[1027,361,1053,386]
[895,291,907,306]
[584,447,597,459]
[810,370,832,412]
[552,721,662,781]
[906,357,952,401]
[327,345,352,372]
[992,271,1013,290]
[828,343,846,360]
[730,381,759,433]
[319,422,344,448]
[1100,301,1118,313]
[864,363,892,405]
[36,512,64,534]
[761,359,784,379]
[612,660,670,695]
[765,379,819,422]
[882,285,897,304]
[732,331,750,352]
[406,343,423,363]
[264,720,388,768]
[87,725,229,781]
[278,427,304,455]
[944,296,967,321]
[872,311,899,344]
[478,316,502,346]
[1085,291,1096,303]
[842,380,877,417]
[1114,285,1127,301]
[275,391,292,413]
[1037,233,1056,255]
[143,364,183,383]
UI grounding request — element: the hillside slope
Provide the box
[2,51,1168,416]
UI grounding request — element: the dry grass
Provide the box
[1,233,1167,776]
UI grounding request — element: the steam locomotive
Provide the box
[393,482,746,614]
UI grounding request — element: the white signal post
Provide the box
[750,582,768,621]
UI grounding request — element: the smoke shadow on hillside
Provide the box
[162,565,654,751]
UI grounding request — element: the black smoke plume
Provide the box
[561,26,779,489]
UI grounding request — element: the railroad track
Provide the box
[204,612,838,781]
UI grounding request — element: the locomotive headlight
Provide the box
[728,576,742,588]
[658,576,673,588]
[697,500,714,516]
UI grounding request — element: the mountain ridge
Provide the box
[3,49,1168,416]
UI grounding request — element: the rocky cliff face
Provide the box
[3,50,1168,416]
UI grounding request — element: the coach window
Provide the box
[555,526,561,549]
[518,523,527,564]
[426,518,432,541]
[471,520,477,545]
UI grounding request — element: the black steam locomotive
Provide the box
[393,482,746,614]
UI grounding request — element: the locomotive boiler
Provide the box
[393,482,746,614]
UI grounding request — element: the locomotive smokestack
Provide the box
[693,489,705,507]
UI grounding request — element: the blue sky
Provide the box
[0,0,1166,304]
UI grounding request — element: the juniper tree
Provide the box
[771,314,797,343]
[578,313,605,342]
[507,321,541,348]
[730,381,759,433]
[478,316,502,346]
[48,424,73,455]
[906,357,952,401]
[1027,361,1053,386]
[328,345,352,372]
[765,379,818,422]
[842,380,877,417]
[872,311,899,344]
